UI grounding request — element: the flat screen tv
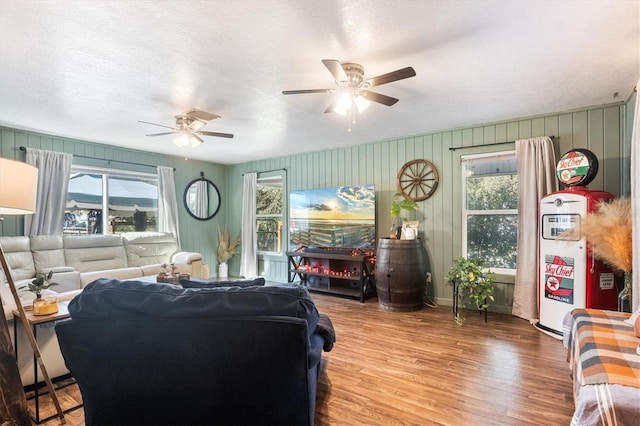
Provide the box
[289,184,376,250]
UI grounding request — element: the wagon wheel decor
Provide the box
[396,159,439,201]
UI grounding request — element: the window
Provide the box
[256,175,284,254]
[64,166,158,235]
[462,151,518,272]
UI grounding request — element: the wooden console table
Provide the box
[286,249,376,302]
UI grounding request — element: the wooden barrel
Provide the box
[375,238,427,311]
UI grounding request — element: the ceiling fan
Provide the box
[283,59,416,129]
[139,111,233,148]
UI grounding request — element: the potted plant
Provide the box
[19,271,59,315]
[390,192,418,239]
[217,225,241,278]
[446,257,496,325]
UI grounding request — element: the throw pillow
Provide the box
[180,277,266,289]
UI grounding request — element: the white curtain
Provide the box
[194,180,208,218]
[239,173,257,278]
[24,148,72,236]
[512,136,558,321]
[631,82,639,312]
[157,166,181,247]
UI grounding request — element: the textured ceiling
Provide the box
[0,0,638,165]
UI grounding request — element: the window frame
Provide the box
[461,150,518,275]
[65,165,159,235]
[255,172,285,256]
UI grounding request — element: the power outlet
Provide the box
[426,272,432,283]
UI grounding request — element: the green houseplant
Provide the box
[19,271,59,315]
[390,192,418,239]
[446,257,496,325]
[19,271,57,299]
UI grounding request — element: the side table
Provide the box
[13,301,82,423]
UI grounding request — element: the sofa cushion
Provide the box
[121,232,179,267]
[0,236,35,280]
[180,277,266,288]
[64,235,127,272]
[31,235,66,272]
[69,278,320,334]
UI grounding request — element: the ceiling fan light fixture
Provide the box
[189,134,204,147]
[334,93,353,116]
[354,95,371,113]
[173,131,191,147]
[141,109,233,145]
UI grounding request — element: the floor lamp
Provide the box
[0,157,65,424]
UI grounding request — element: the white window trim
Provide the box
[67,165,158,235]
[461,150,517,275]
[256,173,285,256]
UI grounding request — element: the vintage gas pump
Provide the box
[538,149,618,335]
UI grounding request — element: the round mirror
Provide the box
[183,176,221,220]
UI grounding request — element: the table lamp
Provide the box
[0,157,65,423]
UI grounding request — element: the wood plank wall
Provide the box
[228,102,630,313]
[0,129,228,270]
[1,97,633,313]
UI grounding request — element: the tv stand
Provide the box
[286,248,376,302]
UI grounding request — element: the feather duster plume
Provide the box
[559,197,632,273]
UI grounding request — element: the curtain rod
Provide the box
[448,136,555,151]
[242,168,287,176]
[19,146,175,171]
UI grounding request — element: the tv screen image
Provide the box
[289,184,376,250]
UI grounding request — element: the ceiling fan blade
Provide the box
[198,131,234,139]
[322,59,348,82]
[138,120,177,130]
[146,131,178,136]
[282,89,333,95]
[363,67,416,88]
[361,90,399,106]
[324,102,337,114]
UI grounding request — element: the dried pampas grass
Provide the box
[559,197,632,273]
[217,225,241,263]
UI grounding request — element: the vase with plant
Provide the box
[19,271,59,315]
[217,225,241,278]
[446,257,496,325]
[390,192,419,239]
[559,197,632,311]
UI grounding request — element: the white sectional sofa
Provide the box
[0,232,205,385]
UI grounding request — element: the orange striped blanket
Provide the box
[563,309,640,389]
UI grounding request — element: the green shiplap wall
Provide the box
[228,102,630,314]
[0,99,632,313]
[0,128,227,270]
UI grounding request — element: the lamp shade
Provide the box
[0,158,38,215]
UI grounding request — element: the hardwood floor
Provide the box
[312,295,574,425]
[40,294,575,425]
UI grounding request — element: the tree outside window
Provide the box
[462,152,518,271]
[256,175,283,253]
